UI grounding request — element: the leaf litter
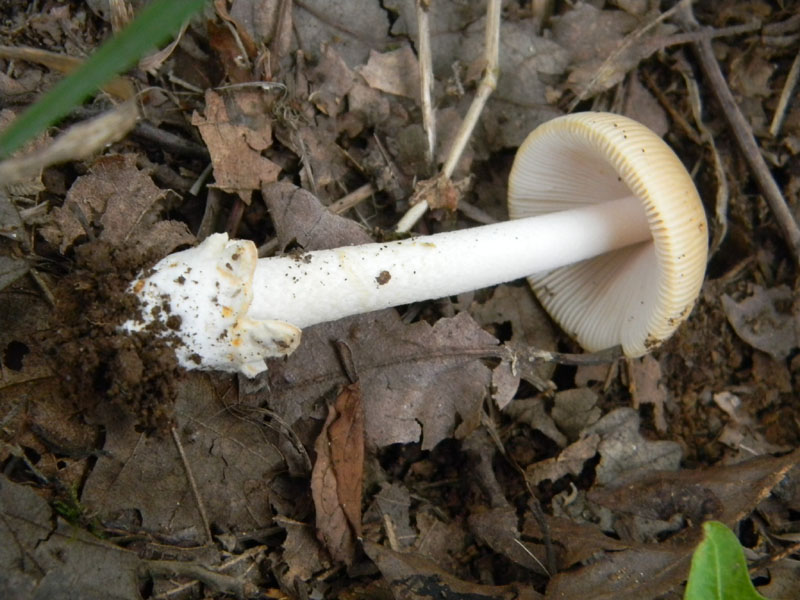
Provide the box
[2,1,800,599]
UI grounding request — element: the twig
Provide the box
[327,182,376,214]
[170,426,213,544]
[681,11,800,263]
[416,0,435,169]
[132,121,210,159]
[769,48,800,137]
[145,559,255,599]
[395,0,501,233]
[672,51,730,258]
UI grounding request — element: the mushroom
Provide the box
[123,112,707,376]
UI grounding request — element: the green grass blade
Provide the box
[685,521,769,600]
[0,0,206,158]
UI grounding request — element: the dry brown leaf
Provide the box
[275,516,332,586]
[713,390,790,457]
[470,284,557,395]
[40,154,165,252]
[503,397,567,448]
[309,45,357,116]
[0,476,142,599]
[622,74,668,136]
[364,540,543,600]
[629,354,669,433]
[311,381,365,565]
[721,285,800,360]
[544,541,695,600]
[551,4,672,98]
[192,89,281,204]
[550,388,602,441]
[363,482,416,550]
[523,514,631,567]
[590,447,800,529]
[526,434,601,487]
[357,45,420,100]
[293,0,390,67]
[229,0,289,48]
[587,407,682,486]
[469,506,549,575]
[207,20,253,83]
[128,220,196,259]
[0,44,134,99]
[81,374,284,543]
[542,449,800,599]
[259,183,502,450]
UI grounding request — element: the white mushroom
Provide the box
[123,112,707,376]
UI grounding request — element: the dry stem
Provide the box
[395,0,501,233]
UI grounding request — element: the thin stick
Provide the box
[170,426,213,544]
[395,0,501,233]
[691,29,800,263]
[769,48,800,137]
[416,0,435,169]
[327,182,376,214]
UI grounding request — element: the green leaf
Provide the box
[685,521,769,600]
[0,0,206,158]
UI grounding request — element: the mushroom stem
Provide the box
[250,194,650,327]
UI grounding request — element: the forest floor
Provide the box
[1,1,800,599]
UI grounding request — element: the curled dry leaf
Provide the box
[311,382,365,565]
[192,89,281,204]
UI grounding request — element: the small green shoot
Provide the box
[0,0,207,158]
[685,521,769,600]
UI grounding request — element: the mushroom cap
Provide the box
[507,112,707,357]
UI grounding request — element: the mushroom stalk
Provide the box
[250,194,650,327]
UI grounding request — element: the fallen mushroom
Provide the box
[123,112,707,376]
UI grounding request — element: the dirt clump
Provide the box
[39,239,183,433]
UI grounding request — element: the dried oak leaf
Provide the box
[550,387,602,441]
[40,153,165,252]
[590,447,800,529]
[81,374,283,543]
[259,183,501,450]
[192,89,281,204]
[311,382,364,565]
[265,310,497,450]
